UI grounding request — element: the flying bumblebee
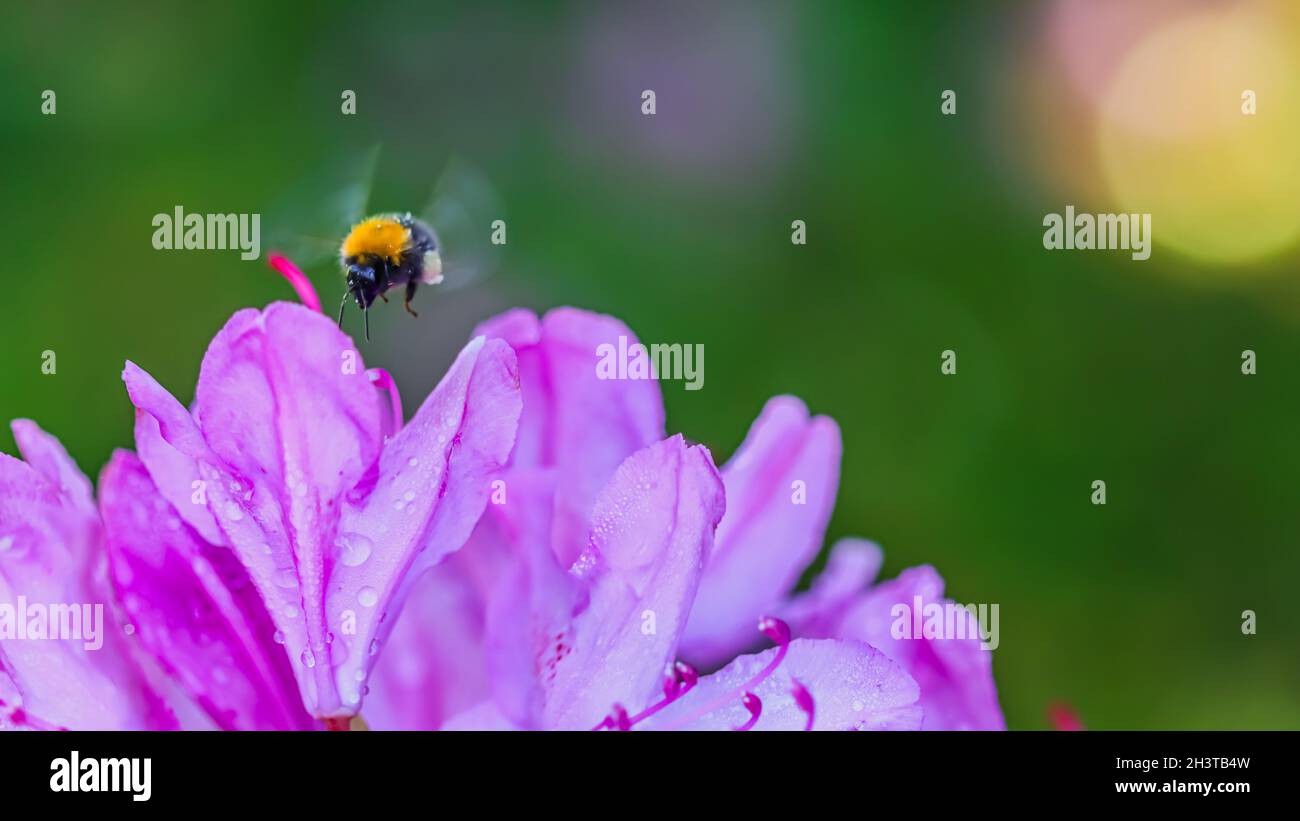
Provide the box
[269,148,502,340]
[339,212,443,327]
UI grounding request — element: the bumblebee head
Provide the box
[345,261,377,305]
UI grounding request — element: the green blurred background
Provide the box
[2,1,1297,728]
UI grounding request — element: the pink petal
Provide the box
[99,451,314,730]
[543,435,725,729]
[10,419,96,521]
[781,538,883,637]
[329,336,522,714]
[347,552,490,730]
[838,565,1005,730]
[638,639,922,731]
[479,468,581,728]
[122,362,224,545]
[475,307,666,566]
[681,396,841,667]
[0,425,174,730]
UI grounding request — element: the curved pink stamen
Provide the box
[627,661,698,725]
[593,704,631,732]
[791,678,815,731]
[267,253,322,313]
[732,693,762,731]
[591,662,699,731]
[367,368,404,433]
[660,616,793,731]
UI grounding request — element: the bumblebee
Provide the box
[269,150,502,342]
[339,213,443,339]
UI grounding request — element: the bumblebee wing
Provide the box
[265,145,381,270]
[418,156,504,293]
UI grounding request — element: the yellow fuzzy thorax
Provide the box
[341,216,410,265]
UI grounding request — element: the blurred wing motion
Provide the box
[419,156,505,293]
[265,145,381,269]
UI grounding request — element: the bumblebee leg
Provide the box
[404,280,419,317]
[363,303,370,341]
[379,293,389,303]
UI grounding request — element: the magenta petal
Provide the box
[681,396,842,667]
[476,307,666,566]
[122,362,224,545]
[543,435,725,729]
[99,451,314,730]
[330,336,522,713]
[10,419,96,521]
[362,556,492,730]
[638,639,922,731]
[781,538,883,637]
[480,468,581,728]
[0,424,173,730]
[839,565,1006,730]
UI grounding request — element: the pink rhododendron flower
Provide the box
[1,256,1003,731]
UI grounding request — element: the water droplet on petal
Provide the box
[335,532,374,568]
[273,630,286,645]
[301,650,316,669]
[358,587,378,607]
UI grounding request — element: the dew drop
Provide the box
[223,501,244,522]
[358,587,378,607]
[407,457,418,467]
[368,639,380,656]
[273,630,286,645]
[283,604,300,619]
[335,532,374,568]
[301,650,316,669]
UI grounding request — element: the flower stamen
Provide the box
[791,677,815,731]
[732,693,761,731]
[268,254,322,313]
[658,616,793,731]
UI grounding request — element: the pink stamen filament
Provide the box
[367,368,404,433]
[627,661,697,725]
[732,693,762,731]
[592,662,698,731]
[656,616,795,732]
[791,678,815,731]
[592,704,631,732]
[268,254,322,313]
